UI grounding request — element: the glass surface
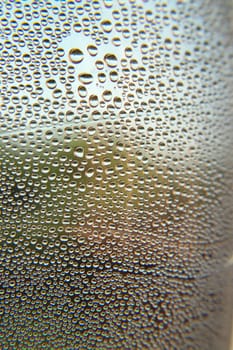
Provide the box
[0,0,233,349]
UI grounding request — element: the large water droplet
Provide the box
[100,20,113,33]
[87,44,98,56]
[46,79,57,89]
[78,73,93,84]
[104,53,118,68]
[68,48,84,64]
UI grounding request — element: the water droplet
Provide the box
[102,90,112,102]
[46,79,57,89]
[74,146,84,158]
[97,72,106,83]
[73,22,82,33]
[14,10,24,20]
[100,20,113,33]
[68,48,84,64]
[87,44,98,56]
[89,95,98,108]
[109,70,118,82]
[113,96,122,109]
[77,85,87,98]
[112,36,121,46]
[53,89,62,98]
[78,73,93,84]
[103,0,113,8]
[85,168,94,178]
[95,60,104,70]
[104,53,118,68]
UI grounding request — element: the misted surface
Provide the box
[0,0,233,349]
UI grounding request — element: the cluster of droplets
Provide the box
[1,0,233,349]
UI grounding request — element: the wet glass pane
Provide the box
[1,0,233,349]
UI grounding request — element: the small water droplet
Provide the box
[112,36,121,46]
[89,95,98,108]
[77,85,87,97]
[74,147,84,158]
[103,0,113,8]
[102,90,112,102]
[85,168,94,178]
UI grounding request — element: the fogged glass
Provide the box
[1,0,233,349]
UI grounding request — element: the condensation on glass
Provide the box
[0,0,233,349]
